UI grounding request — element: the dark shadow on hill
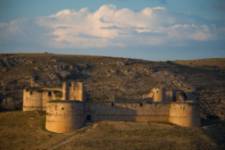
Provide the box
[203,120,225,150]
[85,102,138,124]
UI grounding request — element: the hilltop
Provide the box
[0,53,224,122]
[0,53,225,149]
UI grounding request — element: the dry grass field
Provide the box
[176,58,225,70]
[0,54,225,150]
[0,111,221,150]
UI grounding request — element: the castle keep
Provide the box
[23,81,83,111]
[23,81,200,133]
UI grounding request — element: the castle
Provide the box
[23,80,200,133]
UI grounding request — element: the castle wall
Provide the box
[42,88,62,92]
[62,81,70,100]
[42,91,55,111]
[23,89,43,111]
[23,83,201,133]
[44,101,200,133]
[165,90,174,102]
[69,81,84,101]
[169,102,200,127]
[88,102,170,123]
[45,101,85,133]
[23,88,63,111]
[151,88,166,102]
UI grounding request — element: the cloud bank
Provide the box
[0,4,223,50]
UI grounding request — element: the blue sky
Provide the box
[0,0,225,60]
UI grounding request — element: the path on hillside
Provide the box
[50,133,78,150]
[40,125,91,150]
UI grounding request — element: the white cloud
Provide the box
[36,5,214,49]
[0,4,221,50]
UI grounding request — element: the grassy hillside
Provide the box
[0,111,222,150]
[0,53,225,121]
[0,54,225,149]
[0,111,70,150]
[176,58,225,70]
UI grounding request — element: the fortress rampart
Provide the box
[87,101,200,127]
[23,89,43,111]
[23,88,62,111]
[169,102,200,127]
[45,101,200,133]
[45,101,85,133]
[23,81,84,111]
[22,81,201,133]
[88,102,169,123]
[68,81,84,101]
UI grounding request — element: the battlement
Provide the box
[143,88,194,103]
[22,80,84,111]
[22,81,200,133]
[45,100,200,133]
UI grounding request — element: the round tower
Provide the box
[23,89,42,111]
[45,101,85,133]
[151,88,165,102]
[169,102,200,127]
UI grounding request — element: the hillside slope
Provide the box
[0,111,220,150]
[0,54,225,121]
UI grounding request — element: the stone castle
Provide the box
[23,80,200,133]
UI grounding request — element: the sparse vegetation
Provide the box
[0,53,225,149]
[1,54,225,121]
[0,111,221,150]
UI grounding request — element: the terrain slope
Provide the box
[0,111,222,150]
[0,54,224,121]
[0,54,225,149]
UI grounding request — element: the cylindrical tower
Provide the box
[169,102,200,127]
[45,101,85,133]
[23,89,42,111]
[151,88,165,102]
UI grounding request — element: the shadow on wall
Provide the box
[88,102,137,122]
[45,101,200,133]
[87,102,169,123]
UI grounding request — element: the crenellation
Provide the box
[22,80,200,133]
[23,80,84,112]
